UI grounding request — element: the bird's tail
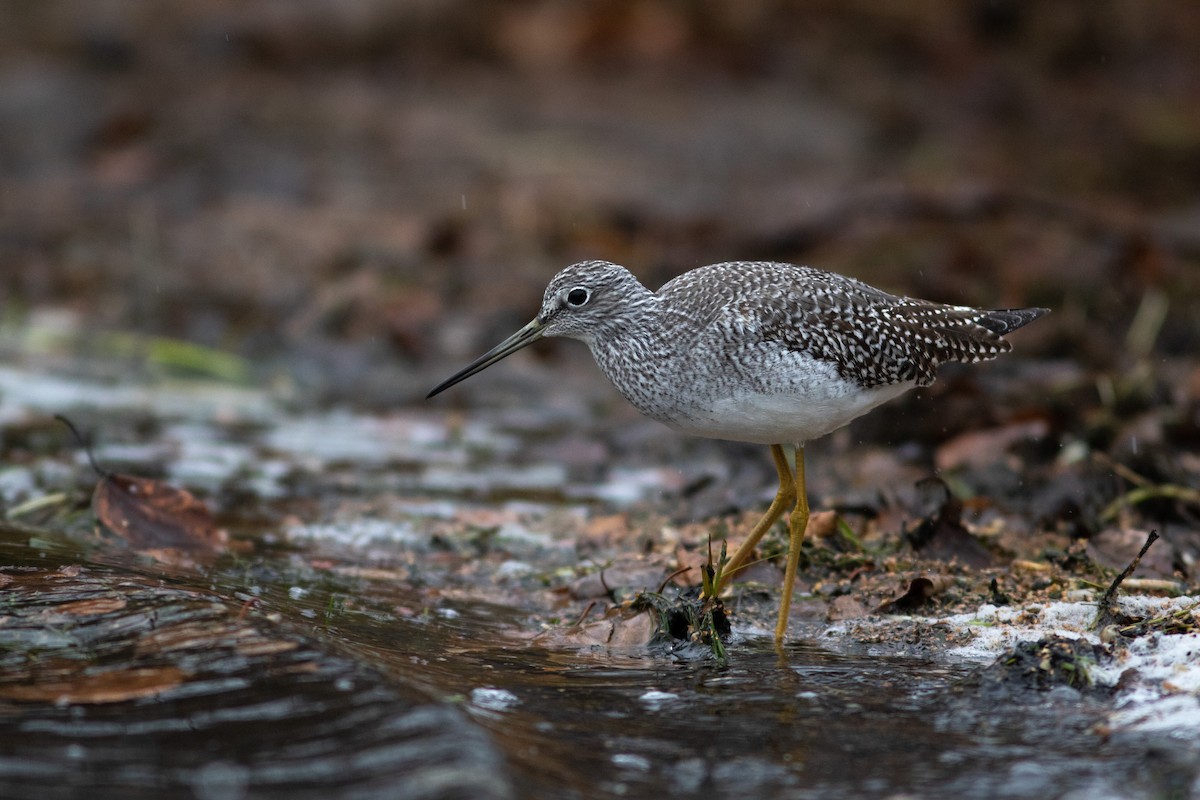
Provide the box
[977,307,1050,337]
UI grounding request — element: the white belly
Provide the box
[661,380,914,445]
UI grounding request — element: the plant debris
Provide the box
[57,415,231,559]
[1095,530,1160,630]
[92,472,230,555]
[903,484,994,569]
[968,636,1109,696]
[877,574,955,613]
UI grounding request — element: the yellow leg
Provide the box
[774,445,808,644]
[715,444,795,595]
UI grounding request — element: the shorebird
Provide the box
[428,260,1047,642]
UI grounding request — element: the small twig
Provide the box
[597,569,616,602]
[657,566,692,594]
[1095,529,1159,630]
[236,596,261,622]
[54,414,111,479]
[570,600,598,629]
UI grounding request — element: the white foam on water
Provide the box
[929,596,1200,736]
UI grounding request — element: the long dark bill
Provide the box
[426,318,545,398]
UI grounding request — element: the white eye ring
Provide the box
[566,287,590,307]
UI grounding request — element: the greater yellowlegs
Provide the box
[427,260,1048,642]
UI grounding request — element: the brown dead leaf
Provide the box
[827,594,872,621]
[877,575,955,614]
[935,419,1049,471]
[567,558,670,600]
[604,608,660,647]
[59,415,227,556]
[578,514,638,548]
[0,665,186,704]
[805,510,840,542]
[534,606,657,649]
[906,493,994,568]
[93,473,228,554]
[1087,528,1176,580]
[672,544,707,587]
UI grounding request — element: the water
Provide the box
[0,365,1197,799]
[382,628,1166,799]
[1,517,1197,800]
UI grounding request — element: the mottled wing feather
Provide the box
[691,262,1043,389]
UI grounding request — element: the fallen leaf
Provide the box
[935,419,1049,471]
[59,415,226,555]
[533,606,657,649]
[805,510,840,541]
[600,610,659,648]
[93,473,228,554]
[578,514,639,548]
[566,557,669,600]
[827,594,871,621]
[0,665,186,704]
[672,544,707,587]
[1087,528,1176,580]
[905,492,994,568]
[877,575,955,613]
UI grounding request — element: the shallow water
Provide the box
[1,537,1183,800]
[350,608,1176,800]
[0,366,1197,799]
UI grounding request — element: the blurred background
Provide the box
[1,1,1198,411]
[5,8,1200,795]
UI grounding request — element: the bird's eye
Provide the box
[566,287,590,307]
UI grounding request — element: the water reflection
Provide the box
[314,594,1162,800]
